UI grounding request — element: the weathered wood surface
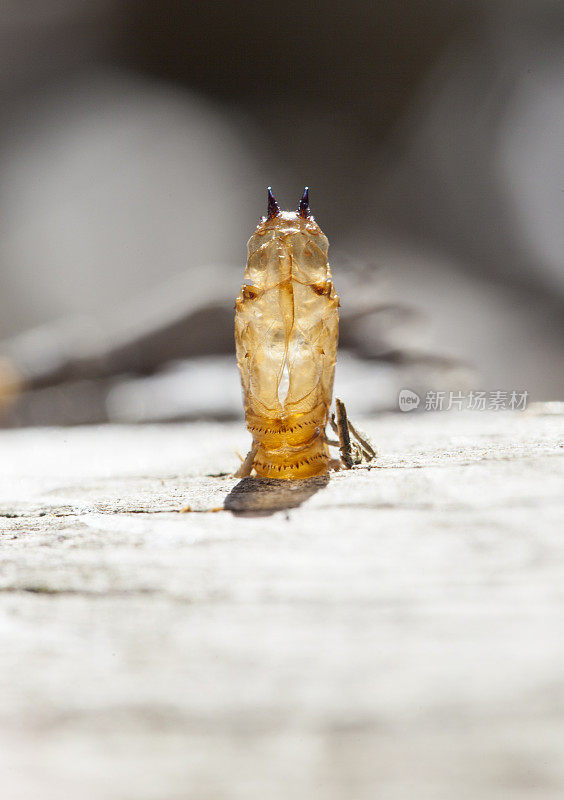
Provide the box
[0,411,563,799]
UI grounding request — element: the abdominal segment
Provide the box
[247,403,331,479]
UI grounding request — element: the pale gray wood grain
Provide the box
[0,411,563,799]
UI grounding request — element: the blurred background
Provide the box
[1,0,563,425]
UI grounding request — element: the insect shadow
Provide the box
[224,474,330,517]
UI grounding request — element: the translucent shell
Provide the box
[235,210,339,479]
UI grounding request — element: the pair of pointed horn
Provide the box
[266,187,311,220]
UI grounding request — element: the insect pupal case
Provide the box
[235,188,339,479]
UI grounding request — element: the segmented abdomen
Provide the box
[247,402,330,479]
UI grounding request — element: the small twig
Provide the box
[335,398,354,469]
[234,443,258,478]
[347,419,377,460]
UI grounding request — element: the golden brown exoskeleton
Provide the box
[235,188,339,479]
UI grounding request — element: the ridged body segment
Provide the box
[235,209,339,479]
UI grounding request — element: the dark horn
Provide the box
[297,186,311,218]
[267,187,281,219]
